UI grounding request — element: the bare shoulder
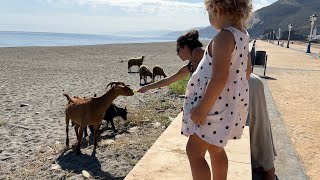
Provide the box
[214,30,235,51]
[193,47,205,56]
[191,47,205,66]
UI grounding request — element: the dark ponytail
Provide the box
[177,30,203,51]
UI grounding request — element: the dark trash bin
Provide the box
[252,50,268,76]
[254,51,267,66]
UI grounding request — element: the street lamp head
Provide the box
[310,14,318,22]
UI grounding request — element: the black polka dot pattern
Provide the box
[180,27,249,147]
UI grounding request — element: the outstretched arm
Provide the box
[138,64,190,93]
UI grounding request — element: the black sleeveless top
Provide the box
[187,61,194,74]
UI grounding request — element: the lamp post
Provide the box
[267,32,269,41]
[273,30,275,43]
[287,24,292,48]
[306,14,318,53]
[277,28,281,45]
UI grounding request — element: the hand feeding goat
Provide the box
[152,65,167,82]
[139,65,153,85]
[63,82,134,154]
[128,55,145,72]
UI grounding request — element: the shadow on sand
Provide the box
[56,149,115,179]
[139,81,153,86]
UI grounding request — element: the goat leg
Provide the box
[74,124,79,139]
[76,126,84,155]
[93,124,100,147]
[109,118,118,133]
[65,116,70,147]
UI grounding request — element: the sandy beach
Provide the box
[0,42,185,179]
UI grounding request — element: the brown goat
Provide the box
[63,82,134,154]
[128,55,145,72]
[152,65,167,82]
[139,65,153,85]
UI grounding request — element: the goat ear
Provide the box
[125,106,127,111]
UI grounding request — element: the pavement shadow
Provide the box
[56,150,113,179]
[258,75,277,80]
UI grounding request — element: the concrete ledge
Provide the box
[125,112,251,180]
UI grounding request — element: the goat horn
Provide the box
[106,82,116,89]
[106,81,125,89]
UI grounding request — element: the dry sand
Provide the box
[254,40,320,180]
[0,42,185,179]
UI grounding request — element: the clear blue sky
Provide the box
[0,0,277,35]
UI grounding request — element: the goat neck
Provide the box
[94,87,119,113]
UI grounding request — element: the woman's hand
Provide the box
[191,106,207,125]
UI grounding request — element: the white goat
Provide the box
[139,65,153,85]
[152,65,167,82]
[128,55,145,72]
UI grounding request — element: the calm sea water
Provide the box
[0,31,176,47]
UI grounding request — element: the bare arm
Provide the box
[138,64,190,93]
[191,30,234,124]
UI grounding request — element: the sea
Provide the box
[0,31,177,47]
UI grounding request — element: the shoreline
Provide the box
[0,40,178,49]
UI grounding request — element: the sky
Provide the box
[0,0,277,35]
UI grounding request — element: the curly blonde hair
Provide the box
[204,0,253,27]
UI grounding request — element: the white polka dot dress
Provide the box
[181,27,250,147]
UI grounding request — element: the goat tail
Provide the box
[63,93,71,101]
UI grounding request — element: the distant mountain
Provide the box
[162,26,217,39]
[248,0,320,39]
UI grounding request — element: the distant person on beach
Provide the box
[138,29,204,93]
[180,0,252,179]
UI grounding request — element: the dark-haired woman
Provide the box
[138,29,204,93]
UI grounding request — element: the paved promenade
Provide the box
[254,40,320,180]
[125,113,252,180]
